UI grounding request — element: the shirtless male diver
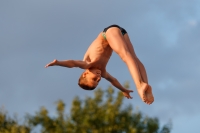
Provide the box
[45,24,154,105]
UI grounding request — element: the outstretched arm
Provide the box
[45,59,90,69]
[102,72,133,99]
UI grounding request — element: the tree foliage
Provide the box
[0,109,30,133]
[27,86,172,133]
[0,85,172,133]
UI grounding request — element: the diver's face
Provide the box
[83,68,101,87]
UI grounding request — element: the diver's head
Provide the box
[78,68,101,90]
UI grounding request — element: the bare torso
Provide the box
[83,32,112,73]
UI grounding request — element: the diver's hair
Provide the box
[78,73,96,90]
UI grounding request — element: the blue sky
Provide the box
[0,0,200,132]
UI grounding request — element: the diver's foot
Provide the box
[137,83,154,105]
[145,85,154,104]
[45,59,58,68]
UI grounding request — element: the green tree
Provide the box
[27,86,172,133]
[0,109,30,133]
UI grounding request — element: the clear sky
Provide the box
[0,0,200,132]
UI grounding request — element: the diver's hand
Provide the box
[122,90,133,99]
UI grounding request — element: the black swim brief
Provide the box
[102,24,127,40]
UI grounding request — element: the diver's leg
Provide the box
[123,34,154,104]
[123,34,148,83]
[105,27,151,104]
